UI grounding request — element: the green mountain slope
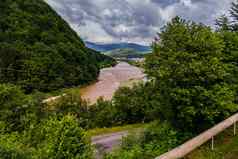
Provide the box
[0,0,114,92]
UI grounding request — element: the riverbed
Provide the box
[80,62,145,104]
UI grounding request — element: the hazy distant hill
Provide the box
[85,41,151,52]
[104,48,147,59]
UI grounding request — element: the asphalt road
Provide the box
[91,131,128,158]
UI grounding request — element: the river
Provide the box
[80,62,146,104]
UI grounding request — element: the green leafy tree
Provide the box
[112,83,160,125]
[145,17,238,132]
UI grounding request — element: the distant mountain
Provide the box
[105,48,145,59]
[85,41,151,52]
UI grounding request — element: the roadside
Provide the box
[88,123,146,136]
[185,127,238,159]
[92,131,128,155]
[89,123,148,159]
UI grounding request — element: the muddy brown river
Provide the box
[80,62,145,104]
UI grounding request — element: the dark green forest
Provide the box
[0,0,115,92]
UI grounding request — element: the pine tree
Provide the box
[230,0,238,21]
[230,0,238,31]
[215,15,231,31]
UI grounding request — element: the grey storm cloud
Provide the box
[45,0,235,45]
[151,0,179,8]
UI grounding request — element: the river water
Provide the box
[80,62,145,104]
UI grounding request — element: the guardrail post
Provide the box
[234,122,236,136]
[211,136,214,150]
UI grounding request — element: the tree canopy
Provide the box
[145,16,238,132]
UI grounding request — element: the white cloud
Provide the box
[45,0,235,45]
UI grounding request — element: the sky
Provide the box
[45,0,235,45]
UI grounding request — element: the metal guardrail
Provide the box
[156,113,238,159]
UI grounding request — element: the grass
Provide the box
[185,126,238,159]
[87,123,149,136]
[120,79,143,88]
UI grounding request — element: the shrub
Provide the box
[25,115,93,159]
[0,84,37,131]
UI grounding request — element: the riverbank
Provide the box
[43,62,145,104]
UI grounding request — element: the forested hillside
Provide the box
[0,0,115,92]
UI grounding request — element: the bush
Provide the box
[30,115,93,159]
[0,84,37,131]
[0,133,32,159]
[112,82,161,125]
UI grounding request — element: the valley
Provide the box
[2,0,238,159]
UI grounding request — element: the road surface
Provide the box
[91,131,128,158]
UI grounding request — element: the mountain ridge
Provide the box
[85,41,151,52]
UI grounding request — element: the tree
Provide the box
[145,17,238,132]
[230,0,238,31]
[231,0,238,21]
[215,15,231,31]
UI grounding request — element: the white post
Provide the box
[234,122,236,136]
[211,136,214,150]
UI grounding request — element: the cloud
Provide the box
[45,0,235,45]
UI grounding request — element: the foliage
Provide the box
[50,82,160,129]
[0,115,92,159]
[112,82,160,124]
[0,0,115,92]
[28,115,93,159]
[104,121,187,159]
[145,16,238,132]
[0,84,93,159]
[0,133,32,159]
[0,84,38,131]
